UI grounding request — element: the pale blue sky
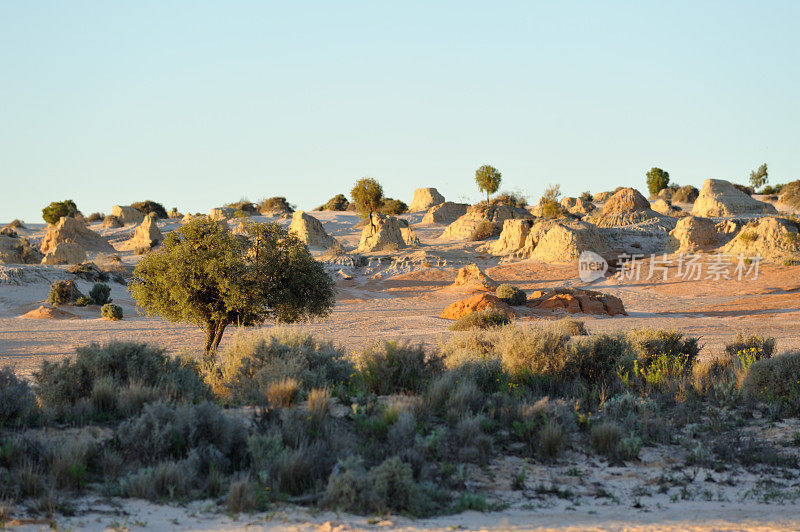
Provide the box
[1,1,798,222]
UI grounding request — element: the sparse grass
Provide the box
[591,421,622,458]
[539,421,564,458]
[266,377,300,408]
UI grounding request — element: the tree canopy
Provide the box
[42,199,79,225]
[475,165,502,203]
[749,163,768,190]
[645,168,670,195]
[351,178,384,223]
[129,218,335,353]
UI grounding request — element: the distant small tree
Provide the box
[749,163,768,191]
[475,165,502,203]
[42,200,79,225]
[130,218,335,353]
[645,168,670,196]
[540,184,563,219]
[131,200,168,219]
[351,178,384,225]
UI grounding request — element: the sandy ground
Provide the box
[3,209,800,530]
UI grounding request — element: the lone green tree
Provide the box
[351,178,384,225]
[475,165,502,203]
[42,200,79,225]
[645,167,670,196]
[749,163,768,191]
[129,217,335,353]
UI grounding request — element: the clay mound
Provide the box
[315,194,350,212]
[102,215,123,229]
[522,220,614,263]
[409,188,445,212]
[111,205,144,225]
[42,242,87,265]
[491,219,534,255]
[289,211,337,249]
[588,188,676,229]
[209,207,236,221]
[441,202,533,241]
[0,235,42,264]
[561,196,594,215]
[667,216,718,253]
[422,202,468,225]
[21,305,77,320]
[692,179,778,217]
[593,191,614,202]
[452,263,497,291]
[167,208,183,219]
[440,293,514,320]
[40,217,114,254]
[651,198,684,217]
[528,288,626,316]
[121,214,163,250]
[722,217,800,261]
[357,214,418,252]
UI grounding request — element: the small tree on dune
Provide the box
[42,199,79,225]
[749,163,768,191]
[645,167,670,196]
[475,165,502,203]
[129,217,335,353]
[351,178,384,226]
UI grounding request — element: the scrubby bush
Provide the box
[227,476,258,513]
[494,192,527,208]
[580,191,593,202]
[671,185,699,203]
[742,351,800,400]
[47,280,83,306]
[211,328,352,404]
[357,341,442,395]
[495,284,526,306]
[380,198,408,215]
[42,199,79,225]
[449,309,510,331]
[33,341,209,411]
[131,200,168,219]
[75,296,91,307]
[89,283,112,306]
[265,377,300,408]
[101,303,123,320]
[725,333,776,359]
[0,367,37,427]
[115,401,246,468]
[259,197,295,214]
[315,194,350,212]
[539,422,564,458]
[469,221,497,241]
[324,455,434,516]
[626,329,700,366]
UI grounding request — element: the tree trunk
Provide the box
[486,191,490,204]
[204,320,228,353]
[211,322,228,351]
[204,322,216,353]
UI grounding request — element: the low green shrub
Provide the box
[101,303,123,320]
[75,296,91,307]
[47,280,83,306]
[356,341,442,394]
[671,185,699,203]
[449,309,510,331]
[495,284,526,306]
[131,200,168,219]
[626,329,700,366]
[89,283,112,306]
[42,199,78,225]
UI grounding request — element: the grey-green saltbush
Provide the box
[495,284,526,306]
[101,303,123,320]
